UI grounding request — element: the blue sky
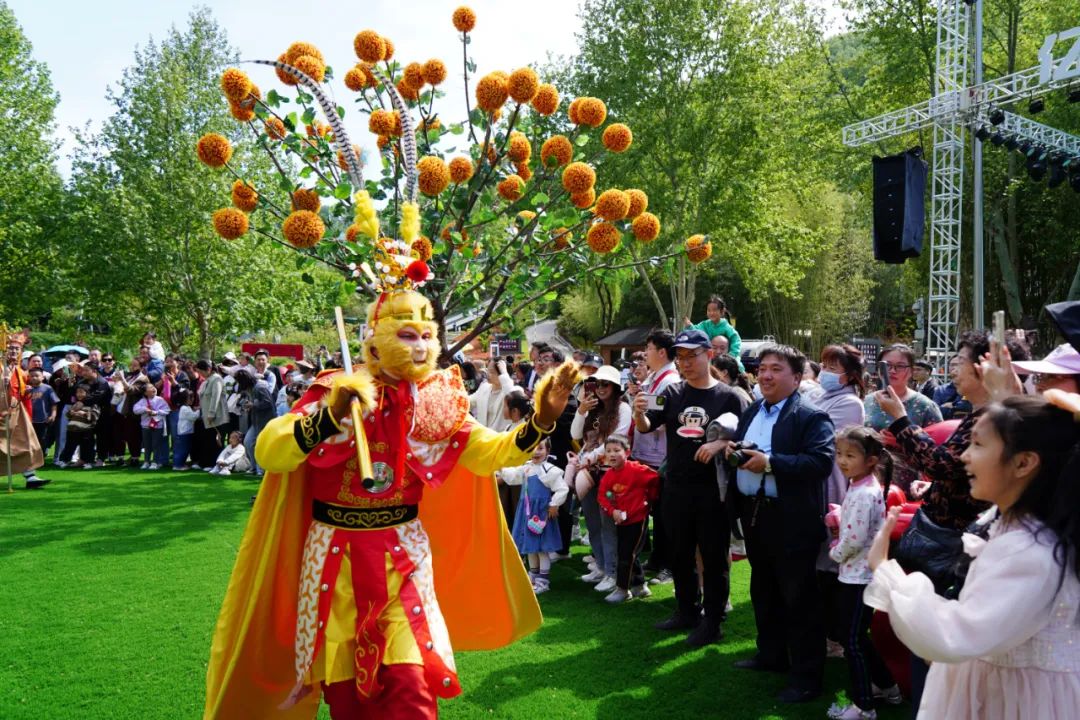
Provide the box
[9,0,585,176]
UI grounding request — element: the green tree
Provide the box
[0,2,64,323]
[64,8,346,357]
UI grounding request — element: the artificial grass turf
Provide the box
[1,467,909,719]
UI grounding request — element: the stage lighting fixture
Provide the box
[1004,135,1020,151]
[990,131,1006,146]
[1027,147,1048,182]
[975,125,991,141]
[989,107,1006,125]
[1029,98,1045,114]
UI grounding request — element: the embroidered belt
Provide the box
[312,499,418,530]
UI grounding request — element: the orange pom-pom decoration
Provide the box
[595,189,630,221]
[422,59,447,86]
[452,6,477,33]
[221,68,252,103]
[275,54,299,86]
[213,208,249,240]
[626,189,648,218]
[412,236,433,262]
[337,144,362,171]
[587,222,620,254]
[497,175,525,202]
[231,181,259,213]
[345,225,361,243]
[507,132,531,163]
[567,98,582,124]
[353,30,386,63]
[685,234,712,263]
[570,188,596,209]
[552,227,572,250]
[196,133,232,168]
[383,38,395,61]
[632,212,661,243]
[229,102,255,122]
[561,162,596,194]
[396,79,419,102]
[282,210,325,249]
[285,42,324,66]
[403,63,426,91]
[602,123,633,153]
[417,156,451,196]
[475,72,509,113]
[292,54,325,83]
[368,109,400,137]
[291,188,321,213]
[449,156,474,184]
[577,97,607,128]
[541,135,573,167]
[531,84,559,116]
[508,67,539,103]
[344,65,370,91]
[515,161,532,182]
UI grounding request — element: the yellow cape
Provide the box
[203,446,541,719]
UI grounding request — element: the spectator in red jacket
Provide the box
[598,435,659,604]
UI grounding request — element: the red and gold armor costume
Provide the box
[204,291,574,719]
[2,328,42,476]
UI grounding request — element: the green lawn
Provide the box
[1,467,909,719]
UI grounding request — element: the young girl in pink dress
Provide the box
[866,393,1080,719]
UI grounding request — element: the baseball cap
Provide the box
[1012,344,1080,376]
[673,329,711,350]
[582,353,603,368]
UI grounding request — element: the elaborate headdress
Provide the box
[254,58,433,295]
[2,324,30,350]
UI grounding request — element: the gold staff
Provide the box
[333,307,375,485]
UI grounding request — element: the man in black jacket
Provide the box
[727,345,835,703]
[78,362,113,467]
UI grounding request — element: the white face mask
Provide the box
[819,370,844,392]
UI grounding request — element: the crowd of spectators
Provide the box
[17,297,1080,718]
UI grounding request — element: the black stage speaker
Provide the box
[872,148,928,264]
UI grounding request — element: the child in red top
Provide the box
[598,435,659,603]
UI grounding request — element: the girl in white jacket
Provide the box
[498,438,568,594]
[865,393,1080,720]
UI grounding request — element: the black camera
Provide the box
[727,441,759,468]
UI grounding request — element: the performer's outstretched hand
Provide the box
[328,372,376,423]
[533,361,581,429]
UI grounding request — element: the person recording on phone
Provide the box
[726,344,835,704]
[632,329,743,647]
[630,331,678,583]
[570,364,633,593]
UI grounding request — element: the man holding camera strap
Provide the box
[632,329,743,647]
[726,345,835,705]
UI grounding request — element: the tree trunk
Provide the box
[989,209,1024,323]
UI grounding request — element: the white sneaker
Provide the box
[140,462,150,470]
[54,461,67,468]
[630,584,652,599]
[649,569,674,585]
[191,464,202,470]
[580,569,605,583]
[148,463,160,470]
[219,468,231,476]
[872,684,902,705]
[725,599,734,613]
[594,576,616,592]
[827,704,876,720]
[580,533,590,547]
[583,554,595,564]
[604,588,630,603]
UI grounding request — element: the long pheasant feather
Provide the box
[250,58,364,191]
[368,66,418,203]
